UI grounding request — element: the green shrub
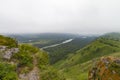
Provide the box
[36,51,49,69]
[0,35,18,48]
[41,67,66,80]
[0,63,18,80]
[109,62,120,74]
[12,44,35,73]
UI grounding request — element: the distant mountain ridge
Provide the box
[7,33,78,43]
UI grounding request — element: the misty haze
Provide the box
[0,0,120,34]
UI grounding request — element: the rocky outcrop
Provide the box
[0,35,43,80]
[19,54,40,80]
[0,46,19,60]
[88,57,120,80]
[19,67,40,80]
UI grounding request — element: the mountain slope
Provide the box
[0,35,66,80]
[44,36,97,64]
[54,33,120,80]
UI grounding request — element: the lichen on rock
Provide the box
[88,56,120,80]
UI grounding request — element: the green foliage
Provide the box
[0,62,18,80]
[12,44,40,73]
[19,44,39,53]
[36,51,49,69]
[0,35,18,48]
[109,62,120,74]
[40,66,66,80]
[13,45,34,67]
[14,51,33,67]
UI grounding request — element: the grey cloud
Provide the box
[0,0,120,34]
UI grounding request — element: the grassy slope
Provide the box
[0,35,18,47]
[54,33,120,80]
[45,37,96,64]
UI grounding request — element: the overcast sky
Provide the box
[0,0,120,34]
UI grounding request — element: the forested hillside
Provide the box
[53,33,120,80]
[44,37,97,64]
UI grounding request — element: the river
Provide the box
[41,39,73,49]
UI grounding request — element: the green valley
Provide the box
[1,32,120,80]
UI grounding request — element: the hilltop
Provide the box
[0,35,66,80]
